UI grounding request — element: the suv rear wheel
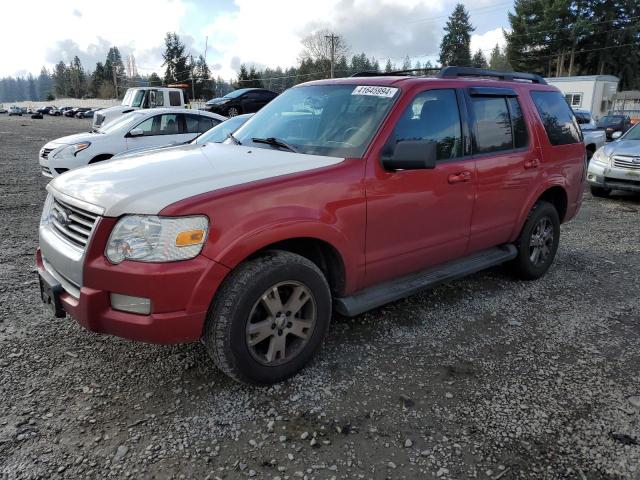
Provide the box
[508,201,560,280]
[203,250,331,385]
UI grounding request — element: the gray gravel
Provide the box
[1,114,639,479]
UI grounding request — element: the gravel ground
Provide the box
[1,114,639,480]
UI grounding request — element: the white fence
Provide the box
[9,98,121,109]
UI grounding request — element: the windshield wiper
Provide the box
[251,137,298,153]
[227,132,242,145]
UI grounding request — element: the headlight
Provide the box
[54,142,91,158]
[105,215,208,264]
[40,194,54,226]
[592,148,609,166]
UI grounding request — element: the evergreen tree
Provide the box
[384,59,393,73]
[27,74,37,100]
[148,72,162,86]
[472,49,489,69]
[192,55,211,99]
[439,3,474,67]
[489,44,511,71]
[37,67,53,100]
[53,61,68,97]
[162,32,189,84]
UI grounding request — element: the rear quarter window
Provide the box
[530,91,581,146]
[169,91,182,106]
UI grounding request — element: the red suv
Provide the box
[36,67,586,385]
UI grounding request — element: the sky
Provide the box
[1,0,512,80]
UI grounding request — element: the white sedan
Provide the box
[38,108,226,177]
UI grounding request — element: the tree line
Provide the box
[1,0,638,103]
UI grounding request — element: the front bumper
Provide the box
[36,218,230,344]
[587,161,640,193]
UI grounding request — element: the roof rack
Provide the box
[350,68,441,77]
[350,66,547,85]
[437,67,547,84]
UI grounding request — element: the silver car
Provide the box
[587,123,640,197]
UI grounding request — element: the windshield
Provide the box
[231,84,399,158]
[195,115,250,144]
[98,112,146,134]
[621,123,640,140]
[223,89,247,99]
[598,115,624,126]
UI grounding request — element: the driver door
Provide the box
[364,89,476,287]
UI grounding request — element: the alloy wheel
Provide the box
[529,217,554,266]
[245,281,317,366]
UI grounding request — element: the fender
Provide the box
[202,215,363,294]
[509,174,568,240]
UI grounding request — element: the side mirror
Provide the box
[128,128,144,137]
[381,140,437,171]
[611,131,622,140]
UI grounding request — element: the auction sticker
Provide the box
[351,86,398,97]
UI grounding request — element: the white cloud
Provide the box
[471,27,508,55]
[0,0,187,76]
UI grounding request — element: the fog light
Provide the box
[587,174,595,180]
[110,293,151,314]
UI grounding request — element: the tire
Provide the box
[226,107,240,117]
[203,250,331,385]
[590,186,611,198]
[507,201,560,280]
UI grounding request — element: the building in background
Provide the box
[545,75,619,120]
[612,90,640,124]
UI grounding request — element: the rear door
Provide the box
[125,113,188,150]
[465,87,540,252]
[364,88,476,287]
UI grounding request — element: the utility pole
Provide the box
[325,33,338,78]
[190,54,196,102]
[112,66,118,99]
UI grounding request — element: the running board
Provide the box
[334,244,517,317]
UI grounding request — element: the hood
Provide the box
[100,105,137,116]
[603,140,640,157]
[47,143,343,217]
[46,132,98,146]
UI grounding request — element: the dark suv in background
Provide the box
[204,88,277,117]
[597,114,632,139]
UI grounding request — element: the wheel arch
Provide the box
[511,183,569,241]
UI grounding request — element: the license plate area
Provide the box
[38,271,66,318]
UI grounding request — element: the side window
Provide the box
[158,114,181,135]
[507,97,528,149]
[531,91,581,146]
[184,114,200,134]
[134,116,157,136]
[392,89,462,160]
[471,97,513,154]
[198,117,218,133]
[155,91,164,107]
[169,91,182,106]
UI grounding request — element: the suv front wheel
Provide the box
[508,201,560,280]
[203,250,331,385]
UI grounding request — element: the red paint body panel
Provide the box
[41,76,585,344]
[36,217,230,343]
[160,158,368,294]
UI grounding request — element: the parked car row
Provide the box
[36,67,593,386]
[203,87,278,117]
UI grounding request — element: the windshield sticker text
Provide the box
[351,86,398,98]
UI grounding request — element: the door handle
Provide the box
[448,171,472,184]
[524,158,540,169]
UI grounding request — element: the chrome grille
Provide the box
[50,197,99,249]
[40,148,54,159]
[612,156,640,170]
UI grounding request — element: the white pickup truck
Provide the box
[92,87,187,130]
[574,108,606,161]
